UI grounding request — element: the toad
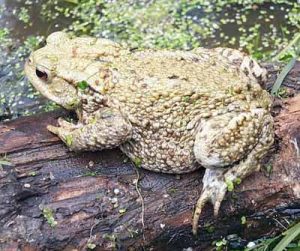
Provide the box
[25,32,274,234]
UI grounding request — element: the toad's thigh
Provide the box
[193,108,273,169]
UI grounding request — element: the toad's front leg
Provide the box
[192,109,274,235]
[47,108,132,151]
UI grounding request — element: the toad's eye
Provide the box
[36,69,48,81]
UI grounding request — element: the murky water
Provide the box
[0,0,298,120]
[0,0,72,41]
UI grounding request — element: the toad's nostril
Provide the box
[36,69,48,81]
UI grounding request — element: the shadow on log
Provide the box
[0,62,300,251]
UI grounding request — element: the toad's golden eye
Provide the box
[36,68,48,81]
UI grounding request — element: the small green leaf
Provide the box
[29,171,37,176]
[119,208,126,214]
[42,208,57,227]
[77,80,89,90]
[226,179,234,192]
[241,216,247,225]
[64,0,79,4]
[216,238,227,247]
[234,178,242,185]
[87,242,96,250]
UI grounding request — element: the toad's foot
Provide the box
[192,169,227,235]
[47,117,81,134]
[192,109,274,235]
[47,108,132,151]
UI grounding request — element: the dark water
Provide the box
[0,0,72,120]
[0,0,297,120]
[0,1,295,47]
[0,0,72,41]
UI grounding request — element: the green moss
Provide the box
[42,207,57,227]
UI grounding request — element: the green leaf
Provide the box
[119,208,126,214]
[77,80,89,90]
[273,222,300,251]
[29,171,37,176]
[241,216,247,225]
[64,0,79,4]
[42,208,57,227]
[271,58,297,96]
[87,242,96,249]
[226,179,234,192]
[215,238,227,247]
[234,178,242,185]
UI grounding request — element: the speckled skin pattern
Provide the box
[25,32,274,234]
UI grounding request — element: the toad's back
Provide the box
[103,50,270,173]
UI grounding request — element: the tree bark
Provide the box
[0,62,300,251]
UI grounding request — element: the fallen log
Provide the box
[0,62,300,251]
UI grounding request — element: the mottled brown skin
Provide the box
[25,32,274,235]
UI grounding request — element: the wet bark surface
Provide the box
[0,62,300,251]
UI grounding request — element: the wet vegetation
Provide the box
[0,0,299,249]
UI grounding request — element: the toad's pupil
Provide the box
[36,69,48,81]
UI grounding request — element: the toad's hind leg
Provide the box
[192,109,273,235]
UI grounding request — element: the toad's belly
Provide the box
[120,139,201,174]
